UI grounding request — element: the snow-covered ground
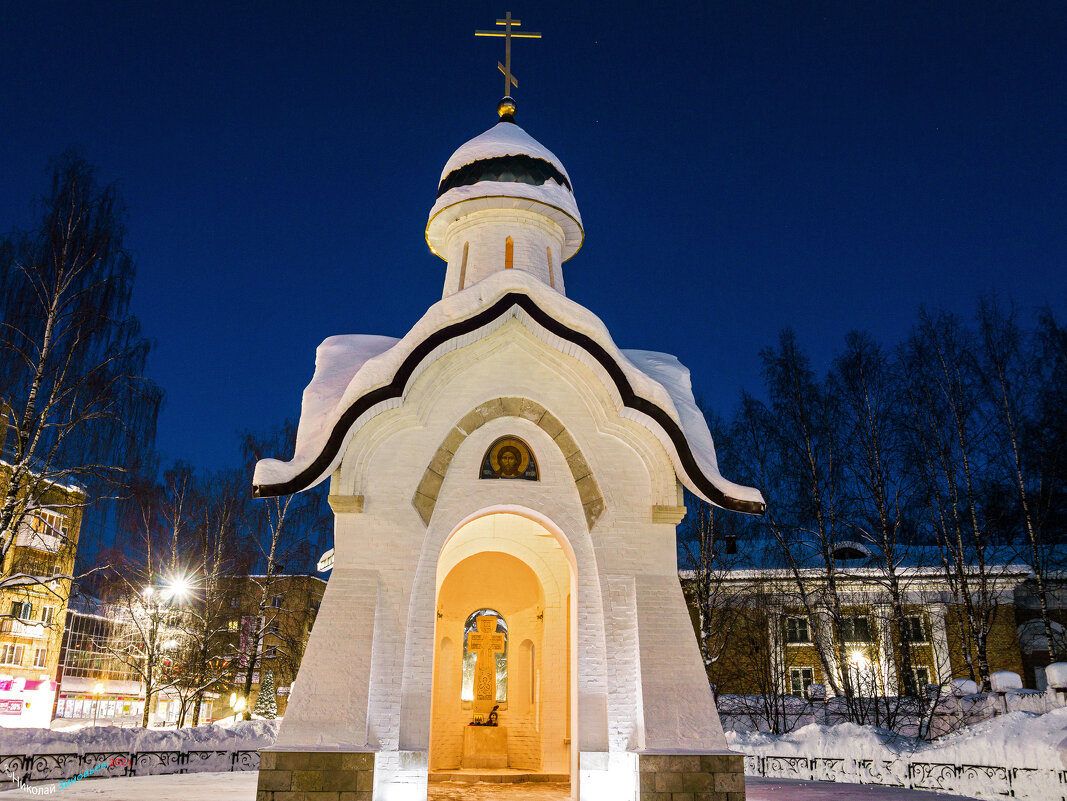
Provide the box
[11,772,979,800]
[727,707,1067,770]
[1,711,1063,799]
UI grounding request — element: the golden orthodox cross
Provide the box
[467,615,506,703]
[475,12,541,98]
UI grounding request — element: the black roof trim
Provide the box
[252,294,765,516]
[437,154,573,198]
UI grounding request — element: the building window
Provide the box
[903,615,926,643]
[271,595,283,609]
[41,607,55,626]
[227,619,240,631]
[840,616,873,643]
[789,667,814,697]
[10,601,32,620]
[16,508,68,552]
[832,545,867,562]
[33,648,47,668]
[903,666,932,697]
[723,536,737,555]
[10,553,58,577]
[1,644,25,666]
[504,236,514,269]
[264,646,277,659]
[268,620,280,636]
[785,616,810,644]
[309,598,320,612]
[461,609,508,703]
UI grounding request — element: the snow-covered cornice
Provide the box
[253,271,765,515]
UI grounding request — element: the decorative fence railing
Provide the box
[745,754,1067,801]
[0,749,260,790]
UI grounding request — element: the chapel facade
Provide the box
[253,98,764,801]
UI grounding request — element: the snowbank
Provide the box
[0,719,278,756]
[727,706,1067,770]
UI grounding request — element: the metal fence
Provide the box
[0,749,260,790]
[745,754,1067,801]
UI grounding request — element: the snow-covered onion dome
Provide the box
[427,99,584,298]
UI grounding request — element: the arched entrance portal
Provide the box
[430,512,576,785]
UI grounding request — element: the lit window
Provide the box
[1,644,25,665]
[461,609,507,703]
[16,509,67,553]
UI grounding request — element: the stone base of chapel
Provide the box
[430,768,570,783]
[256,749,375,801]
[637,753,746,801]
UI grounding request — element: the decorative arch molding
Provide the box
[412,396,605,529]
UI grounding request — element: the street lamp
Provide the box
[92,682,104,727]
[231,694,245,723]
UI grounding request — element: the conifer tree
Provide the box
[253,670,278,719]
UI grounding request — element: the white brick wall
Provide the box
[442,208,567,296]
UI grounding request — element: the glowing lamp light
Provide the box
[234,697,246,712]
[849,649,870,667]
[142,586,154,598]
[93,682,104,695]
[166,576,191,599]
[229,692,238,707]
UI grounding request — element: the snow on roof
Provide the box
[287,334,399,483]
[621,349,762,510]
[680,539,1031,575]
[439,121,571,186]
[253,270,764,513]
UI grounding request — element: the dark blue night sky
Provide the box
[1,2,1064,472]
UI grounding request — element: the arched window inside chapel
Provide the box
[461,609,507,703]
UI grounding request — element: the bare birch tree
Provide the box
[234,422,328,719]
[901,310,1011,690]
[975,301,1063,663]
[0,153,161,584]
[733,332,854,704]
[832,331,925,718]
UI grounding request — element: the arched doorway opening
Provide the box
[429,512,576,787]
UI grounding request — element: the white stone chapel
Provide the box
[253,89,765,801]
